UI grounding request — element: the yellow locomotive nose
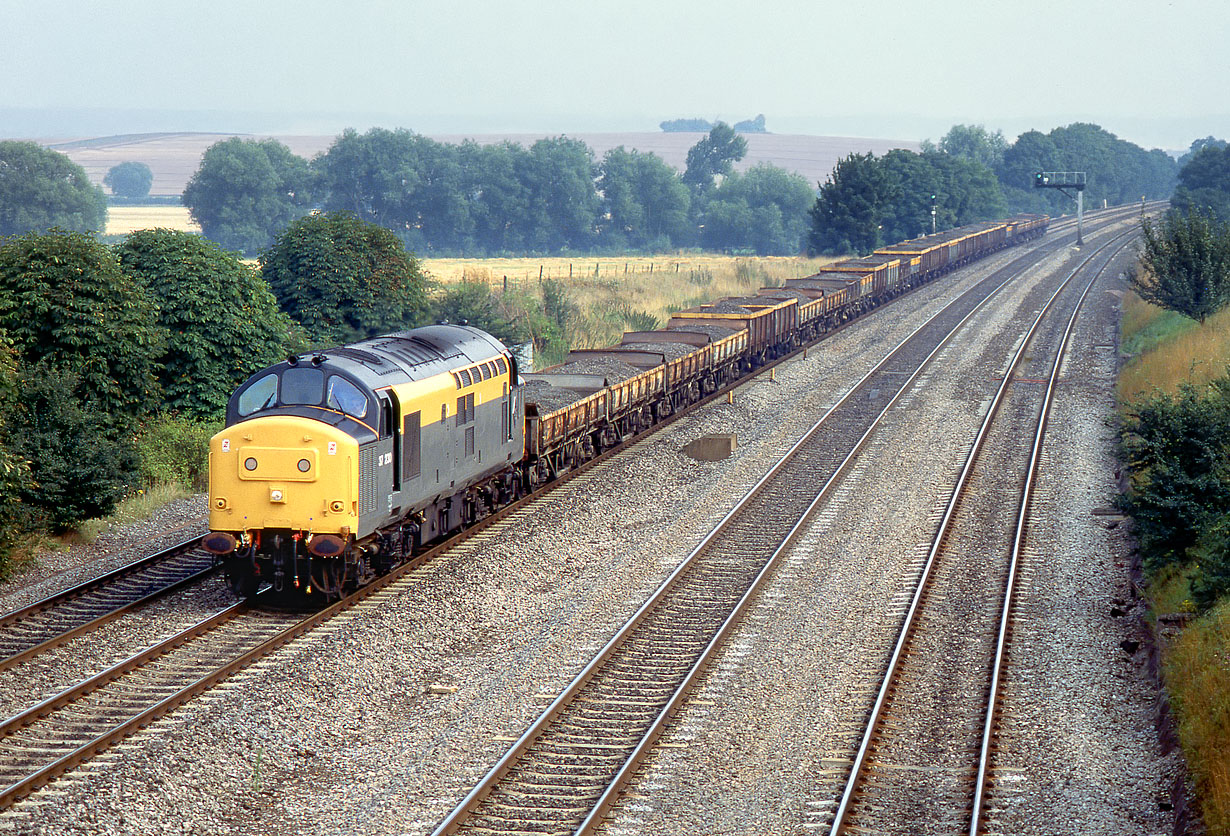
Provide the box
[208,415,358,538]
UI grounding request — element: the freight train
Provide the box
[202,214,1048,603]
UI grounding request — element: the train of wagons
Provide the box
[202,213,1049,604]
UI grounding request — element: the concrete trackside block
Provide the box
[683,434,737,462]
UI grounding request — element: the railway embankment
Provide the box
[1116,291,1230,835]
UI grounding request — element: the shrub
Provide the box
[0,229,162,425]
[261,211,428,345]
[7,363,137,533]
[1118,373,1230,585]
[135,416,219,492]
[117,229,296,418]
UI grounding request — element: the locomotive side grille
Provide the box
[359,446,378,515]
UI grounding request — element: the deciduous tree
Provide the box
[935,124,1008,170]
[260,212,428,344]
[682,122,748,198]
[1118,373,1230,605]
[0,141,106,236]
[701,164,813,254]
[0,230,162,421]
[598,147,691,250]
[117,229,299,418]
[182,137,313,255]
[1134,209,1230,324]
[103,161,153,199]
[808,153,900,255]
[1171,144,1230,222]
[5,362,135,532]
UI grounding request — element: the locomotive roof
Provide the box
[304,324,508,387]
[224,324,511,433]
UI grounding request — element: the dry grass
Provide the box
[105,205,200,236]
[421,254,832,287]
[1118,293,1230,402]
[423,255,833,348]
[432,256,835,356]
[1164,599,1230,834]
[69,482,192,545]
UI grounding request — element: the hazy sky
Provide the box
[3,0,1227,150]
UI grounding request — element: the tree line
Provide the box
[809,148,1008,254]
[0,122,1186,264]
[181,124,814,258]
[809,123,1179,255]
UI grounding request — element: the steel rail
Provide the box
[827,226,1140,835]
[967,230,1140,834]
[0,539,217,673]
[0,205,1142,813]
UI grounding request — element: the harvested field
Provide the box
[105,205,200,236]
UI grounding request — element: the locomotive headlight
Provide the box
[297,459,311,472]
[270,489,285,502]
[244,457,258,471]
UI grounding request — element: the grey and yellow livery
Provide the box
[204,324,523,601]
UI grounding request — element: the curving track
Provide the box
[0,204,1152,820]
[824,229,1141,835]
[427,210,1148,836]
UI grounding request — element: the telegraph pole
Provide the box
[1034,171,1087,245]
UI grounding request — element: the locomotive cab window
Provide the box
[237,373,278,417]
[326,376,368,418]
[282,367,324,405]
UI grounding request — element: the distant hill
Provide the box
[34,131,921,197]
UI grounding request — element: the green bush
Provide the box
[0,335,33,571]
[136,416,220,492]
[1119,372,1230,606]
[7,363,137,533]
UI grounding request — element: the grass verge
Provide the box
[1164,600,1230,833]
[1121,289,1230,833]
[1119,292,1230,402]
[68,482,192,545]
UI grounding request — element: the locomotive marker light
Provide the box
[1034,171,1087,244]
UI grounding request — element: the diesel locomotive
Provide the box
[203,213,1048,604]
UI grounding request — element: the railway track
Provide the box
[823,229,1140,835]
[426,212,1145,836]
[0,204,1146,816]
[0,540,217,673]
